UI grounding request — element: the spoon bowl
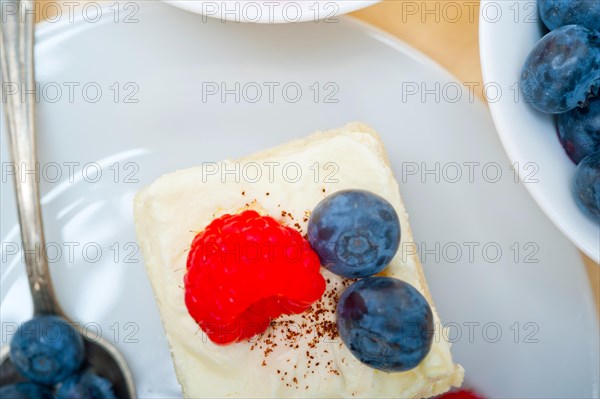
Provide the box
[0,331,135,398]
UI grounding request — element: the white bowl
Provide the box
[479,1,599,262]
[163,0,380,23]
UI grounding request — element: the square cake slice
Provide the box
[134,122,464,398]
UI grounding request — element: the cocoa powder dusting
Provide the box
[248,276,356,388]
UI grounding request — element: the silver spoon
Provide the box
[0,1,136,396]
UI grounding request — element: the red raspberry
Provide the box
[438,390,484,399]
[184,210,326,345]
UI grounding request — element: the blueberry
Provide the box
[521,25,600,114]
[573,151,600,222]
[558,95,600,164]
[538,0,600,31]
[56,371,116,399]
[307,190,401,278]
[0,383,54,399]
[10,315,84,385]
[336,277,433,372]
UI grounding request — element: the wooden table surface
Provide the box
[351,0,600,313]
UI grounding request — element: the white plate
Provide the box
[163,0,380,23]
[479,1,600,263]
[1,2,598,398]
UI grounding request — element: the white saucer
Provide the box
[1,2,598,397]
[163,0,380,23]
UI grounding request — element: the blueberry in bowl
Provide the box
[520,24,600,114]
[558,95,600,164]
[307,190,401,278]
[538,0,600,31]
[573,151,600,222]
[336,277,434,372]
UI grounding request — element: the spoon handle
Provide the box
[1,0,62,316]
